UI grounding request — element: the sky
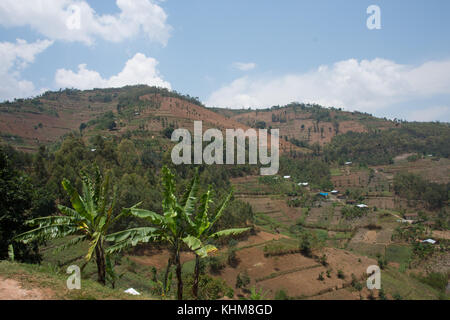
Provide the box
[0,0,450,122]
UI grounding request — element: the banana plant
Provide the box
[15,167,124,285]
[149,266,173,298]
[8,244,14,262]
[182,186,250,299]
[105,255,124,289]
[247,286,269,300]
[106,166,198,300]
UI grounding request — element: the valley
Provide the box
[0,85,448,300]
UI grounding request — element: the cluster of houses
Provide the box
[396,213,438,245]
[280,175,439,246]
[316,189,369,209]
[281,175,370,209]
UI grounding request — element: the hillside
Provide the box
[0,86,303,153]
[0,261,151,300]
[212,103,397,146]
[0,85,449,301]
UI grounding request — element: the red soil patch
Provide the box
[307,287,360,300]
[228,108,379,146]
[213,246,319,293]
[254,247,376,298]
[128,248,195,270]
[0,277,54,300]
[235,230,289,248]
[139,94,300,153]
[432,230,450,240]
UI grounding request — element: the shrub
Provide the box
[379,288,387,300]
[275,289,289,300]
[235,272,251,289]
[376,254,387,270]
[319,254,328,266]
[351,274,363,291]
[299,232,314,257]
[227,247,239,267]
[318,272,325,281]
[393,293,403,300]
[184,274,234,300]
[207,256,225,274]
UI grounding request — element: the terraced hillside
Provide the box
[213,104,396,146]
[0,86,304,153]
[227,170,448,299]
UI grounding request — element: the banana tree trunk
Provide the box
[175,250,183,300]
[163,256,172,295]
[95,242,106,285]
[192,255,200,299]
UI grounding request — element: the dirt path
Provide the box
[0,277,53,300]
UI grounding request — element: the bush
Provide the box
[235,272,250,289]
[207,256,225,274]
[351,274,363,291]
[162,126,175,139]
[376,254,387,270]
[299,232,314,257]
[319,254,328,266]
[318,272,325,281]
[379,288,387,300]
[393,293,402,300]
[227,247,239,267]
[184,274,234,300]
[275,289,289,300]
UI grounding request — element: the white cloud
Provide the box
[0,0,171,45]
[207,58,450,116]
[0,39,53,101]
[55,53,171,90]
[232,62,257,71]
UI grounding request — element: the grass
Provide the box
[262,238,300,257]
[330,168,342,176]
[0,261,153,300]
[385,244,412,265]
[381,266,447,300]
[40,237,167,297]
[254,212,291,235]
[346,242,386,258]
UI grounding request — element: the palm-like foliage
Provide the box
[106,166,249,300]
[247,286,269,300]
[183,185,250,299]
[15,167,122,285]
[106,166,195,299]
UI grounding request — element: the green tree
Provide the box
[106,166,197,299]
[15,167,123,285]
[0,148,40,263]
[183,183,249,299]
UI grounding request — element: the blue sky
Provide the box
[0,0,449,121]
